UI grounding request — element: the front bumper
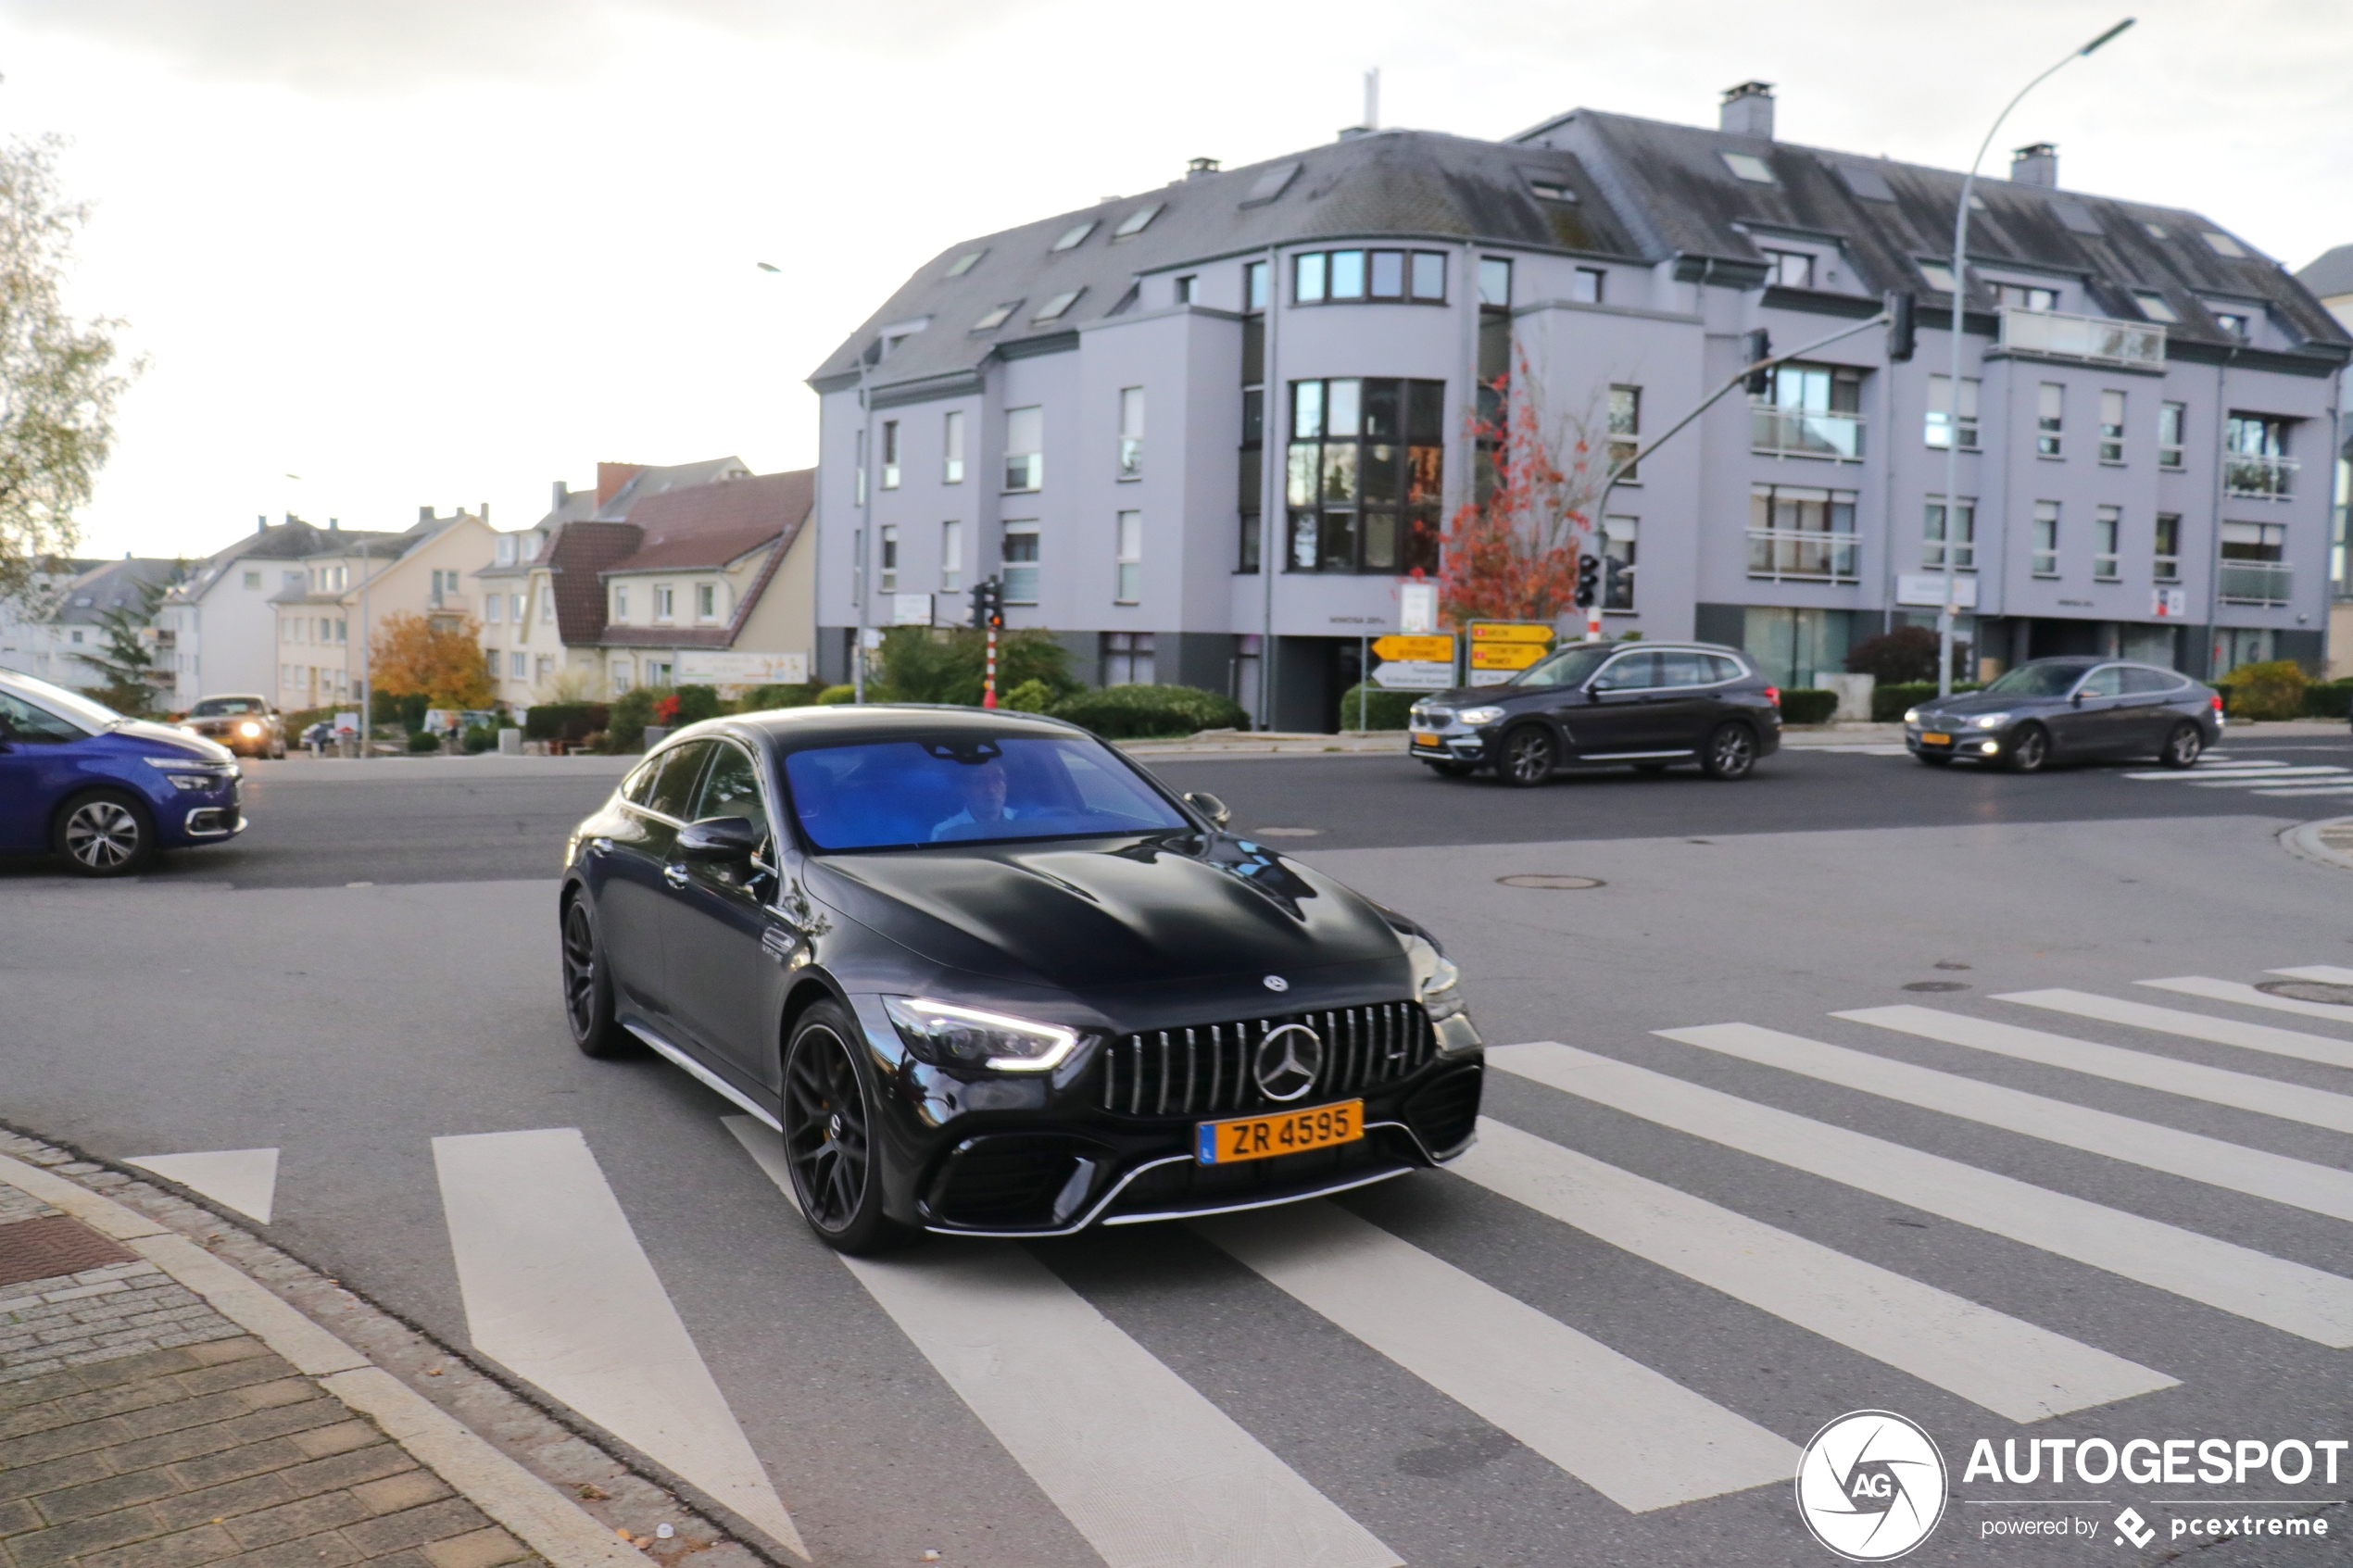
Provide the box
[1906,721,2014,760]
[1407,723,1491,764]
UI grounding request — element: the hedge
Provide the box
[2302,679,2353,719]
[522,703,608,743]
[1779,688,1839,725]
[1337,684,1417,731]
[1051,683,1248,739]
[1871,681,1983,721]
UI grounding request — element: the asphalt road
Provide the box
[6,737,2353,1567]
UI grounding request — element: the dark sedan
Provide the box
[1407,640,1781,784]
[1905,658,2223,771]
[558,706,1485,1253]
[177,695,286,759]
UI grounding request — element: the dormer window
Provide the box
[1761,249,1814,289]
[1721,152,1776,184]
[496,535,516,566]
[1528,180,1575,203]
[1994,282,2058,312]
[1918,260,1958,293]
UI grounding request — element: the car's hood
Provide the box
[1914,692,2056,719]
[808,832,1408,993]
[115,721,235,762]
[1416,685,1526,710]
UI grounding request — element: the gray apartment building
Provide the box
[809,82,2349,730]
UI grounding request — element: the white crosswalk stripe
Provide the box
[2139,976,2353,1029]
[2274,966,2353,985]
[722,1117,1401,1567]
[1489,1041,2353,1345]
[2190,769,2352,786]
[1449,1117,2172,1421]
[1194,1201,1799,1512]
[1997,989,2353,1072]
[2254,786,2353,797]
[1839,1004,2353,1136]
[2120,761,2312,781]
[1658,1022,2353,1224]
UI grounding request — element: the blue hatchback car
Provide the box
[0,669,245,876]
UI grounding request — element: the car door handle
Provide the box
[663,864,689,889]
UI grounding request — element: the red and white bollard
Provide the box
[982,625,999,709]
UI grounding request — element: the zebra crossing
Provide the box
[2124,753,2353,797]
[121,964,2353,1564]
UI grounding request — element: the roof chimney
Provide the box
[479,503,490,525]
[2010,142,2057,187]
[419,505,433,523]
[1186,157,1220,180]
[257,514,267,533]
[552,480,571,510]
[329,518,339,531]
[1720,81,1774,140]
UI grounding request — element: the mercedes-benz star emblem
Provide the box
[1263,974,1289,992]
[1252,1023,1324,1101]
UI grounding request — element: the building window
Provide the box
[1720,151,1775,184]
[878,527,899,594]
[2219,521,2289,605]
[939,521,963,591]
[1002,524,1039,604]
[1478,257,1512,308]
[1924,497,1975,571]
[1175,274,1197,304]
[1754,363,1864,460]
[486,649,499,681]
[1602,516,1637,609]
[1118,387,1144,479]
[2221,520,2286,563]
[1285,377,1445,574]
[510,594,524,623]
[510,650,527,678]
[2095,505,2121,581]
[1051,221,1094,252]
[2133,290,2178,323]
[1114,510,1142,603]
[1607,385,1640,480]
[1291,248,1448,304]
[612,585,629,622]
[485,594,503,623]
[1244,259,1268,310]
[855,431,867,505]
[535,655,552,682]
[1918,260,1958,293]
[2154,514,2182,583]
[1005,407,1043,492]
[647,659,673,686]
[611,660,633,691]
[2210,309,2251,342]
[2099,391,2126,463]
[1103,632,1154,686]
[497,535,516,567]
[1997,282,2059,312]
[1748,483,1859,583]
[1032,289,1083,322]
[1572,268,1604,304]
[2032,500,2060,577]
[1926,375,1981,450]
[243,571,260,589]
[880,420,900,489]
[942,409,964,483]
[539,584,554,622]
[697,583,717,621]
[2037,383,2064,458]
[972,301,1021,332]
[2158,402,2186,470]
[654,584,675,622]
[1762,249,1814,289]
[336,620,346,643]
[2224,413,2294,498]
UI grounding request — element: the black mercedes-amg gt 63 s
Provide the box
[559,705,1484,1252]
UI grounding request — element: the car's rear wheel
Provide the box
[1421,759,1476,779]
[54,790,154,877]
[2006,723,2050,773]
[560,896,637,1059]
[1700,722,1757,780]
[1500,725,1556,787]
[2158,721,2203,770]
[781,1003,912,1254]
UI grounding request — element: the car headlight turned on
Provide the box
[1970,712,2011,729]
[1403,933,1482,1057]
[1903,708,1921,724]
[1456,706,1505,726]
[883,997,1082,1073]
[237,721,262,738]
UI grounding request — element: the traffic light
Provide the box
[1574,554,1601,608]
[1885,289,1917,361]
[1743,328,1773,395]
[968,576,1005,630]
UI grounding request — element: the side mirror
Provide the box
[1585,681,1609,700]
[677,816,761,862]
[1183,791,1232,829]
[2070,691,2085,707]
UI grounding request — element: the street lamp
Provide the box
[1934,17,2135,696]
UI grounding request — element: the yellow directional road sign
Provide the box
[1467,621,1554,670]
[1371,634,1456,662]
[1469,621,1554,643]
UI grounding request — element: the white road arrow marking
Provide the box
[124,1148,279,1223]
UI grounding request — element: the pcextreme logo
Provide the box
[1795,1411,1949,1562]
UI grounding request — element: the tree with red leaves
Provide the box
[1438,343,1613,629]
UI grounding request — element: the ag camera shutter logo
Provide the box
[1795,1411,1947,1562]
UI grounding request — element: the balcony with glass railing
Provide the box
[1747,530,1860,583]
[2217,559,2294,606]
[1750,406,1865,462]
[1998,307,2167,370]
[2223,453,2297,499]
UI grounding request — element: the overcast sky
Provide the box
[2,0,2346,562]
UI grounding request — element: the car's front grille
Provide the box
[1099,1001,1434,1118]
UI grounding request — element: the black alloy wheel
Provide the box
[2159,721,2204,770]
[1501,725,1556,787]
[54,790,154,877]
[2006,723,2051,773]
[1422,759,1476,779]
[781,1003,912,1254]
[560,897,636,1059]
[1700,722,1757,781]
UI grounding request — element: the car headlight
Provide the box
[237,721,262,737]
[883,997,1082,1073]
[1903,708,1921,724]
[1970,712,2010,729]
[1403,933,1481,1057]
[1456,706,1504,726]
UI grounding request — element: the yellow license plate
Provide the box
[1197,1100,1364,1164]
[1920,732,1952,746]
[1413,731,1442,746]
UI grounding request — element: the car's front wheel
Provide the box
[560,895,637,1059]
[781,1002,912,1254]
[1500,725,1556,787]
[54,790,155,877]
[2006,723,2051,773]
[2158,721,2203,770]
[1700,722,1758,780]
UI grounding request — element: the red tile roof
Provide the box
[602,470,814,575]
[546,521,641,646]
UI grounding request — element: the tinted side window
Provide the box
[2079,666,2126,698]
[692,742,770,841]
[0,691,82,743]
[1597,651,1659,689]
[645,742,713,820]
[2120,667,2179,695]
[1703,654,1747,684]
[1654,651,1714,688]
[621,758,661,805]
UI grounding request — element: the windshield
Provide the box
[1983,662,2093,697]
[784,734,1190,851]
[1511,645,1614,689]
[192,697,262,716]
[0,673,120,733]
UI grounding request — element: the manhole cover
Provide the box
[2256,979,2353,1007]
[1250,827,1321,838]
[0,1214,138,1289]
[1902,981,1969,993]
[1497,874,1605,890]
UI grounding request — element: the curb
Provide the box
[2281,815,2353,873]
[0,1143,787,1568]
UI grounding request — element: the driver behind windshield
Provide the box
[931,757,1026,841]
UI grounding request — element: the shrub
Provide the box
[1871,681,1982,721]
[1846,626,1942,685]
[739,682,823,713]
[1001,678,1058,713]
[2301,679,2353,719]
[460,725,497,754]
[522,703,608,744]
[1337,684,1416,731]
[815,684,856,705]
[406,729,442,754]
[1779,688,1840,725]
[875,626,1080,707]
[2225,659,2309,721]
[1051,684,1248,739]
